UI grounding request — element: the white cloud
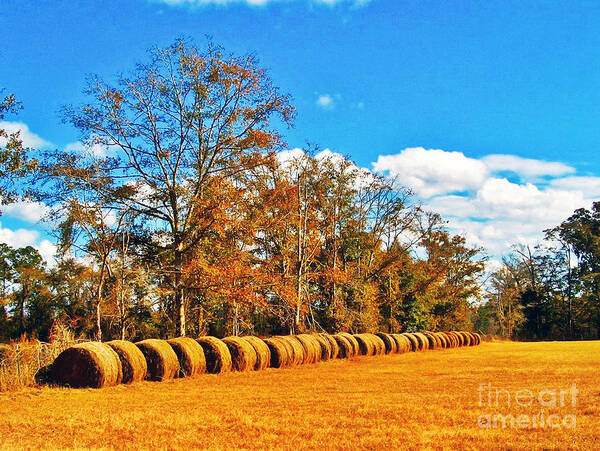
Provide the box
[316,94,335,110]
[0,121,51,148]
[65,141,110,158]
[549,176,600,199]
[1,201,51,223]
[0,222,56,264]
[481,154,575,179]
[372,147,489,198]
[373,147,597,258]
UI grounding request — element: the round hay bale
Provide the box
[319,334,339,359]
[51,341,123,388]
[465,332,477,346]
[353,334,376,356]
[167,337,206,377]
[435,332,449,348]
[241,336,271,370]
[135,339,179,381]
[437,332,450,348]
[446,332,459,348]
[375,333,398,354]
[338,333,360,356]
[391,334,410,353]
[450,331,464,347]
[439,332,452,347]
[413,333,430,351]
[473,332,482,345]
[34,364,53,386]
[448,331,462,347]
[401,333,419,352]
[106,340,148,383]
[222,336,257,372]
[311,334,333,361]
[371,334,386,355]
[436,332,452,349]
[196,337,233,374]
[277,336,305,365]
[421,332,438,350]
[332,334,353,358]
[294,334,320,364]
[457,332,471,346]
[273,336,295,365]
[262,338,289,368]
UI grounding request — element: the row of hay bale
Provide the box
[43,330,481,388]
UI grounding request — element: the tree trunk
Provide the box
[176,286,186,337]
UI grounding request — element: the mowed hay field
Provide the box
[1,341,599,449]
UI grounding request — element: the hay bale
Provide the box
[353,334,376,356]
[375,333,398,354]
[51,341,123,388]
[221,336,257,372]
[371,335,386,355]
[196,337,233,374]
[435,332,449,349]
[457,332,471,346]
[262,338,289,368]
[241,336,271,370]
[448,331,462,347]
[413,333,430,351]
[338,333,360,356]
[401,333,419,352]
[312,334,333,361]
[422,332,438,350]
[332,334,353,358]
[439,332,453,348]
[465,332,476,346]
[472,332,482,345]
[391,334,410,353]
[135,339,179,381]
[277,336,305,365]
[273,336,295,365]
[446,332,460,348]
[107,340,148,383]
[319,334,339,359]
[167,337,206,377]
[34,364,53,386]
[294,334,321,364]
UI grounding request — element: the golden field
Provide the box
[1,340,598,450]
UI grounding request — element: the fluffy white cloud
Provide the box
[372,147,489,198]
[65,141,111,158]
[1,201,51,223]
[481,154,575,178]
[316,94,335,110]
[549,176,600,199]
[0,222,56,264]
[0,121,51,148]
[374,147,597,258]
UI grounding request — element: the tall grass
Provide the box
[0,324,77,392]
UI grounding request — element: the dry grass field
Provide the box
[1,340,599,450]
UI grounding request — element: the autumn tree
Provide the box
[0,90,38,202]
[46,39,294,337]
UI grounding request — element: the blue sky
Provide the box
[1,0,600,264]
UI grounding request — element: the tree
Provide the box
[45,39,294,337]
[548,202,600,338]
[0,90,38,202]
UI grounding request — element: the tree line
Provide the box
[477,202,600,340]
[0,40,485,342]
